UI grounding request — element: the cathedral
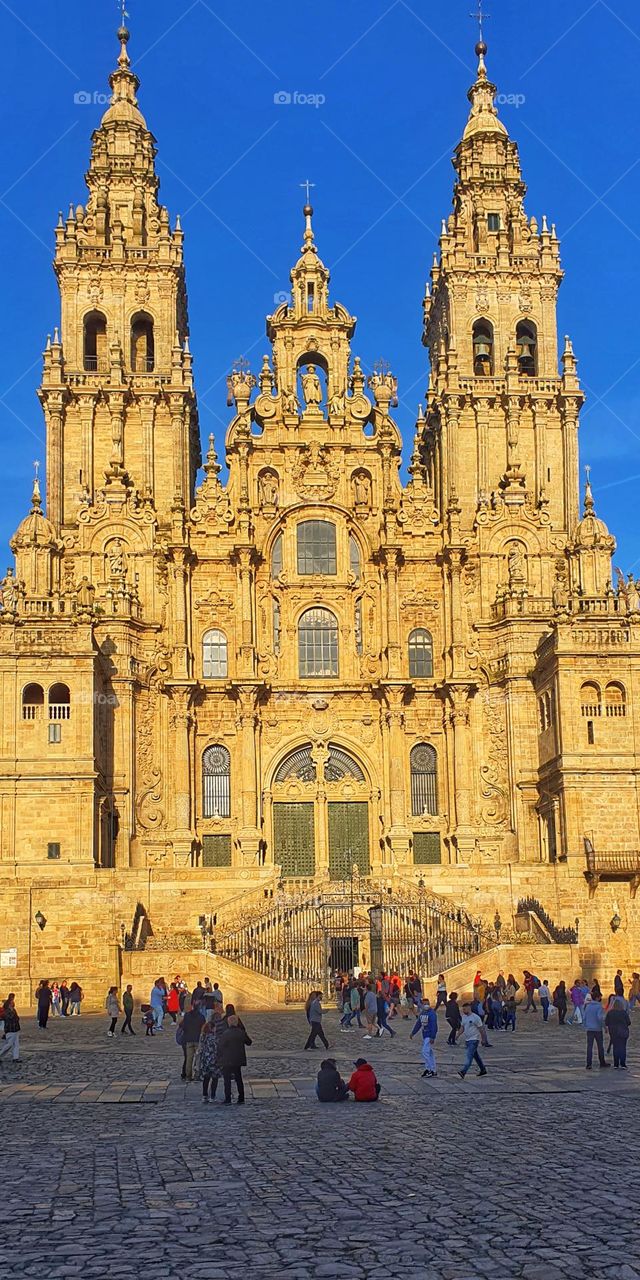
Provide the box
[0,26,638,1001]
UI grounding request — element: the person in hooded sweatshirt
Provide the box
[410,998,438,1077]
[347,1057,381,1101]
[316,1058,349,1102]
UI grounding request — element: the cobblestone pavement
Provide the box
[2,1006,640,1279]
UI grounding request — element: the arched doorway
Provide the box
[270,742,371,880]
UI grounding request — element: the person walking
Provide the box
[538,979,551,1022]
[504,993,517,1032]
[200,1010,223,1102]
[411,998,438,1076]
[304,992,329,1050]
[435,974,447,1010]
[59,981,70,1017]
[181,1002,205,1081]
[341,979,362,1031]
[458,1002,487,1079]
[316,1058,349,1102]
[105,987,120,1036]
[629,973,640,1010]
[376,989,395,1038]
[0,994,21,1066]
[166,984,180,1024]
[363,984,378,1039]
[51,983,62,1017]
[605,997,631,1069]
[523,971,538,1012]
[569,979,586,1026]
[584,993,610,1070]
[445,992,462,1045]
[614,970,624,999]
[36,980,52,1031]
[150,980,165,1033]
[218,1014,252,1105]
[68,981,83,1016]
[553,980,568,1025]
[121,984,136,1035]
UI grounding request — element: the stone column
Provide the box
[447,684,475,860]
[77,394,95,501]
[45,399,64,528]
[235,685,261,865]
[235,548,255,676]
[168,685,194,865]
[383,686,411,862]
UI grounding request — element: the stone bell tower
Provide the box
[40,25,199,530]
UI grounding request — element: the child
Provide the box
[143,1006,155,1036]
[504,994,517,1032]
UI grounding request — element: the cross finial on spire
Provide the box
[118,0,129,24]
[31,460,42,510]
[300,179,315,206]
[470,0,489,44]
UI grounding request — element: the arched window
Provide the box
[275,744,316,783]
[472,319,493,376]
[298,607,338,677]
[516,320,537,376]
[203,745,231,818]
[130,312,155,372]
[410,743,437,816]
[325,744,365,782]
[580,682,601,717]
[271,533,283,580]
[49,683,71,721]
[605,682,626,718]
[408,628,434,679]
[83,310,107,371]
[22,683,44,721]
[349,534,361,582]
[297,521,337,575]
[203,629,228,679]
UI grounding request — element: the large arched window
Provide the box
[49,683,71,720]
[472,319,493,376]
[298,607,339,677]
[605,682,626,718]
[203,629,228,679]
[22,683,44,721]
[580,682,601,717]
[349,534,361,582]
[203,745,231,818]
[130,312,155,372]
[410,743,438,816]
[408,628,433,679]
[83,310,107,371]
[297,521,337,575]
[516,320,537,376]
[271,532,283,580]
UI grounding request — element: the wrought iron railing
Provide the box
[215,876,496,1003]
[516,897,578,944]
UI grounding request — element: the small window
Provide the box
[410,744,438,817]
[271,533,283,580]
[49,684,71,720]
[130,312,155,372]
[413,832,441,865]
[47,842,61,860]
[83,310,107,371]
[48,723,62,744]
[203,629,228,679]
[202,835,232,867]
[605,682,626,718]
[22,683,44,721]
[408,629,433,679]
[203,745,231,818]
[587,720,595,745]
[516,320,537,376]
[580,682,601,717]
[307,283,315,314]
[297,521,337,575]
[298,607,339,677]
[349,534,361,582]
[487,212,500,232]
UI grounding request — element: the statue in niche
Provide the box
[283,389,299,416]
[507,543,527,590]
[0,567,18,612]
[107,539,126,579]
[329,388,345,417]
[353,471,371,508]
[301,364,323,408]
[76,576,96,611]
[259,470,279,509]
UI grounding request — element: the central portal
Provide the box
[271,743,372,879]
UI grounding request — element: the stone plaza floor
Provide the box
[1,1004,639,1280]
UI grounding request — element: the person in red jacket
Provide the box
[166,984,181,1024]
[347,1058,381,1102]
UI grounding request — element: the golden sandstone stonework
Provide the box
[0,30,638,1003]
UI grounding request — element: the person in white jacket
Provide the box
[105,987,120,1037]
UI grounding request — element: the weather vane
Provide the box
[470,1,489,42]
[300,179,315,205]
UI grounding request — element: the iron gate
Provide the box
[216,879,492,1003]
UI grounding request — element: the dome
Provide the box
[10,480,57,550]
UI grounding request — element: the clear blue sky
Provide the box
[1,0,639,570]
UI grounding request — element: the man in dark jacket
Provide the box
[218,1014,252,1105]
[59,981,70,1017]
[36,980,52,1030]
[181,1004,205,1081]
[316,1058,349,1102]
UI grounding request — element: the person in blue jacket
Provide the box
[410,998,438,1077]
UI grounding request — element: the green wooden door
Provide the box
[273,802,315,877]
[202,835,232,867]
[328,801,370,880]
[412,832,441,865]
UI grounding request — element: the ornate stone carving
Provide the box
[135,689,164,830]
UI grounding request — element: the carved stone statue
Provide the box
[108,539,126,578]
[283,389,299,416]
[259,470,279,508]
[0,567,18,612]
[76,576,96,611]
[507,543,527,589]
[301,364,323,408]
[329,389,344,417]
[353,471,371,507]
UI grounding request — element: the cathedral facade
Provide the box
[1,29,638,997]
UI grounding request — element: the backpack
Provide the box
[533,976,541,989]
[175,1023,185,1047]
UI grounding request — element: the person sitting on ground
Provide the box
[348,1057,381,1101]
[316,1057,349,1102]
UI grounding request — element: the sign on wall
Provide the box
[0,949,17,967]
